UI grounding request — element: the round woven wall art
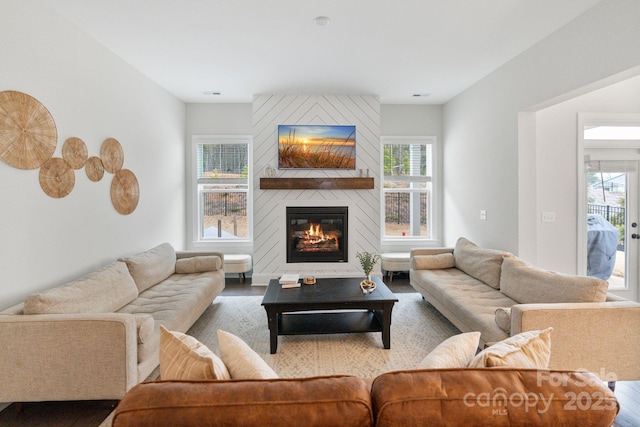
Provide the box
[0,90,57,170]
[110,168,139,215]
[62,137,88,169]
[100,137,124,173]
[39,157,75,198]
[85,156,104,182]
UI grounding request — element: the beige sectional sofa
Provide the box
[0,243,225,403]
[410,237,640,382]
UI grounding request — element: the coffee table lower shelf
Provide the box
[278,311,383,336]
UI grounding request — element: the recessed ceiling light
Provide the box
[313,16,330,26]
[203,91,221,96]
[412,93,431,98]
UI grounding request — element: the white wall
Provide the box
[0,2,186,308]
[534,75,640,273]
[444,0,640,259]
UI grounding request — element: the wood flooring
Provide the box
[0,275,637,426]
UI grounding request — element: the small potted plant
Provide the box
[356,251,380,293]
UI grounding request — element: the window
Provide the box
[382,137,435,240]
[194,136,251,241]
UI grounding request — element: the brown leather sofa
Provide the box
[112,368,619,426]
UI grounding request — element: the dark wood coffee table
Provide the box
[261,277,398,353]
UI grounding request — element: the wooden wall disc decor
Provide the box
[39,157,75,198]
[100,137,124,173]
[62,137,88,169]
[110,169,139,215]
[0,90,57,170]
[85,156,104,182]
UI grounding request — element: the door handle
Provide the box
[632,234,640,239]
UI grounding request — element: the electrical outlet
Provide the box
[480,210,487,221]
[541,211,556,223]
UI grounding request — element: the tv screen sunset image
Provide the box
[278,125,356,169]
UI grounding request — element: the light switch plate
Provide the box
[541,211,556,223]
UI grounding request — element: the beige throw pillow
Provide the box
[453,237,506,289]
[120,243,176,292]
[468,327,553,369]
[494,307,512,334]
[23,261,138,314]
[175,255,222,274]
[134,314,155,344]
[418,332,481,369]
[412,253,455,270]
[500,255,608,304]
[217,330,278,379]
[160,326,230,380]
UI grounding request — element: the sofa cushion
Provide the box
[417,332,481,369]
[500,255,609,304]
[494,307,511,334]
[412,253,455,270]
[120,243,176,292]
[410,268,516,344]
[468,327,552,368]
[113,376,374,427]
[370,369,618,427]
[175,255,222,274]
[453,237,505,289]
[117,270,225,333]
[159,326,230,380]
[23,261,138,314]
[217,330,278,380]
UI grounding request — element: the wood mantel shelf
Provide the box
[260,177,374,190]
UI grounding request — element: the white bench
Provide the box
[380,252,410,283]
[223,254,252,284]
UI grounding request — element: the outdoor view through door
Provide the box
[584,124,640,301]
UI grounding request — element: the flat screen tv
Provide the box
[278,124,356,169]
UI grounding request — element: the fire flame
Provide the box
[304,223,337,247]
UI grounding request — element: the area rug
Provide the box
[186,292,459,378]
[100,292,459,426]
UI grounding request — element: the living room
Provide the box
[1,0,640,425]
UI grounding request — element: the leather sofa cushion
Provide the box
[23,261,138,314]
[453,237,506,289]
[120,243,176,292]
[500,255,609,304]
[113,376,373,427]
[371,369,618,427]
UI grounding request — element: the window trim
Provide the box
[190,135,253,246]
[380,135,439,244]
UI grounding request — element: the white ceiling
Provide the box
[44,0,603,105]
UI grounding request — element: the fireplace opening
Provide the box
[286,206,348,263]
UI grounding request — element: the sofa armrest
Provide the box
[0,312,138,402]
[511,301,640,381]
[410,247,454,257]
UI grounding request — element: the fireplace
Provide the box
[286,206,348,263]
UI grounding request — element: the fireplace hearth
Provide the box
[286,206,348,263]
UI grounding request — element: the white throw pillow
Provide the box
[160,326,230,380]
[217,330,279,379]
[468,327,553,369]
[417,332,481,369]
